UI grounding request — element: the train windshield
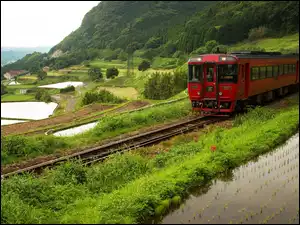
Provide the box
[188,65,203,82]
[218,64,238,83]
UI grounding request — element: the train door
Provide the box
[238,64,245,99]
[244,63,250,98]
[203,63,217,99]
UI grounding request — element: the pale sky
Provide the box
[1,1,100,48]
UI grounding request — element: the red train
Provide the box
[187,51,299,115]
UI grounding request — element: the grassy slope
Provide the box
[229,33,299,53]
[1,99,191,165]
[1,98,298,224]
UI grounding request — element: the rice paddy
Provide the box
[161,133,299,224]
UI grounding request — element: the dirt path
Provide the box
[65,96,77,112]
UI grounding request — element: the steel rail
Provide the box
[1,115,227,179]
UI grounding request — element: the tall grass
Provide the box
[1,103,298,224]
[1,99,191,165]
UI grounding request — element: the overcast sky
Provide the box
[1,1,100,48]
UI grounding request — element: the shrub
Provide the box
[60,85,75,93]
[81,89,124,105]
[35,89,51,102]
[138,60,151,71]
[88,68,103,81]
[106,68,119,79]
[143,70,187,100]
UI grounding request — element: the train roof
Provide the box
[229,51,299,59]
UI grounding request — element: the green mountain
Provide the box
[49,1,215,54]
[1,1,298,75]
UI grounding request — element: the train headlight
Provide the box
[219,92,223,96]
[197,91,201,95]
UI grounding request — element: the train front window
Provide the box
[218,64,238,83]
[188,65,203,82]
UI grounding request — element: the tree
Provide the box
[37,70,47,80]
[205,40,219,53]
[138,60,150,71]
[106,68,119,79]
[88,68,103,81]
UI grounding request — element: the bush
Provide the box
[106,68,119,79]
[35,89,51,102]
[81,89,124,105]
[60,85,75,93]
[88,68,103,81]
[143,70,187,100]
[138,60,150,71]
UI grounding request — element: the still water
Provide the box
[1,102,58,120]
[160,133,299,224]
[53,121,98,137]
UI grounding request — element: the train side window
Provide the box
[288,64,293,73]
[266,66,273,78]
[292,64,296,72]
[279,64,283,75]
[284,64,289,74]
[251,67,259,80]
[259,66,266,79]
[273,65,279,77]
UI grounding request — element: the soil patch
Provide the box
[1,103,113,136]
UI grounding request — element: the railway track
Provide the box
[1,115,228,179]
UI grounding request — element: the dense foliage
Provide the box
[35,89,51,102]
[106,68,119,79]
[81,89,124,105]
[60,85,75,93]
[143,70,187,99]
[88,68,103,81]
[138,60,151,71]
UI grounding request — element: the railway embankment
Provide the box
[1,95,298,224]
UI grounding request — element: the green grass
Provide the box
[1,94,36,102]
[1,99,192,165]
[1,99,298,224]
[229,33,299,53]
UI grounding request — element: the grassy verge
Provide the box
[1,99,298,224]
[1,99,192,165]
[229,33,299,53]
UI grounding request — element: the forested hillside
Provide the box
[49,1,215,54]
[1,1,298,75]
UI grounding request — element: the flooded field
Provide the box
[160,133,299,224]
[38,81,84,89]
[53,121,98,136]
[1,102,58,120]
[1,119,26,126]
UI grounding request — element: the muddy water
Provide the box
[161,133,299,224]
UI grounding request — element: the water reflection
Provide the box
[159,133,299,224]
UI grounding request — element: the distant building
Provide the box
[43,66,50,72]
[4,70,30,80]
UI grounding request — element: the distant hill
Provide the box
[1,47,51,66]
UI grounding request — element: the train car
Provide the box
[187,51,299,115]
